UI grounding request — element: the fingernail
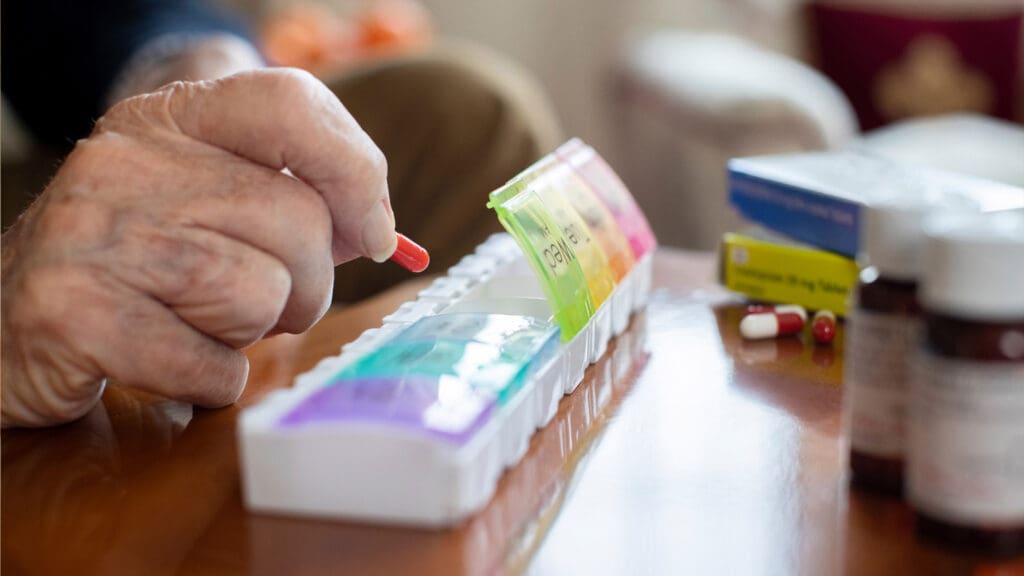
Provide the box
[361,199,397,262]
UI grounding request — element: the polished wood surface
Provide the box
[3,249,1022,575]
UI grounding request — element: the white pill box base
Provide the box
[239,234,653,527]
[240,358,552,527]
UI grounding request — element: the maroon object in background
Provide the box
[808,2,1023,131]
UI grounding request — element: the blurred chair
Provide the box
[613,32,857,250]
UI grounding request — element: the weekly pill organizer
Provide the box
[239,139,657,527]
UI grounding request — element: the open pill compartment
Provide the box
[239,141,656,527]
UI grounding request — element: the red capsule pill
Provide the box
[390,233,430,273]
[812,310,836,345]
[739,312,804,340]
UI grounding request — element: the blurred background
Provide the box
[4,0,1023,249]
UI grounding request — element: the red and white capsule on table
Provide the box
[739,305,806,340]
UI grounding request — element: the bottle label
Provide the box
[908,353,1024,525]
[844,309,918,457]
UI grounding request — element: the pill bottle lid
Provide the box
[860,201,932,280]
[859,193,978,281]
[922,209,1024,320]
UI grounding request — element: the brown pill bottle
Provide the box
[844,203,925,495]
[908,210,1024,556]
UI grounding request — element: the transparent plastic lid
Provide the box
[511,158,616,308]
[556,138,657,258]
[539,160,635,282]
[488,175,594,340]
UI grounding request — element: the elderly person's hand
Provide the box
[1,68,397,427]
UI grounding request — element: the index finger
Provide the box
[139,68,396,264]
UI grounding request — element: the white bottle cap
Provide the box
[921,209,1024,320]
[859,192,979,281]
[860,202,928,280]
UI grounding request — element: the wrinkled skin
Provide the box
[1,68,397,427]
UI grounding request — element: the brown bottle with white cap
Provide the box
[908,209,1024,556]
[843,202,926,495]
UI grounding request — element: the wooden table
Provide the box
[3,249,1022,575]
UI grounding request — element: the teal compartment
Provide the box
[335,313,560,404]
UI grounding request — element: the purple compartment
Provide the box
[278,375,495,445]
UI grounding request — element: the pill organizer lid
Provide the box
[491,155,559,205]
[556,165,636,281]
[922,209,1024,319]
[556,140,658,258]
[488,175,594,341]
[528,164,616,307]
